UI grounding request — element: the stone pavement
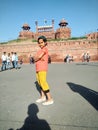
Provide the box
[0,62,98,130]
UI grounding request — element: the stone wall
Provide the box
[0,39,98,63]
[87,32,98,40]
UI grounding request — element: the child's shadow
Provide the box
[34,81,41,94]
[17,103,51,130]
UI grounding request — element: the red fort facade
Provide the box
[0,19,98,63]
[19,19,71,40]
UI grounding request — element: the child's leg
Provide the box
[38,71,53,101]
[36,72,46,98]
[36,71,54,105]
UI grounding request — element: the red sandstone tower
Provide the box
[55,19,71,39]
[19,24,34,39]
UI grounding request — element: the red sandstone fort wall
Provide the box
[0,40,98,63]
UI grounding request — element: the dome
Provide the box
[59,19,68,27]
[22,23,30,27]
[22,23,31,30]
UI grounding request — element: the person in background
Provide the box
[86,53,90,62]
[6,53,11,69]
[20,58,23,65]
[82,53,87,62]
[14,52,19,69]
[48,55,51,64]
[29,55,34,64]
[34,36,54,106]
[1,52,7,71]
[11,52,15,68]
[64,54,70,63]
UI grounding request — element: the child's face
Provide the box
[38,39,45,48]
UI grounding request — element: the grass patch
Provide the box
[0,38,32,44]
[67,36,87,40]
[0,36,90,44]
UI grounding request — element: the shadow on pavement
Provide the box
[67,82,98,111]
[0,66,21,72]
[76,62,98,67]
[8,103,51,130]
[34,81,41,95]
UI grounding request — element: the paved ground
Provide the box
[0,62,98,130]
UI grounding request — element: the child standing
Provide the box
[34,36,54,105]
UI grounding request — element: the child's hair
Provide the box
[37,36,47,43]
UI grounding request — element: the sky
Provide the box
[0,0,98,42]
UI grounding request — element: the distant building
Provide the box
[18,19,71,40]
[86,32,98,40]
[34,19,55,39]
[55,19,71,39]
[19,24,34,39]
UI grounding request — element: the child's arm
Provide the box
[34,52,45,62]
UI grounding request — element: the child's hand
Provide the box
[41,58,45,61]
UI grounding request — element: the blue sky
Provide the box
[0,0,98,42]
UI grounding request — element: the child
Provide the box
[34,36,54,105]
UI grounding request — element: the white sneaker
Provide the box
[36,97,46,103]
[42,100,54,105]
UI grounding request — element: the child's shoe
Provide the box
[36,97,46,103]
[42,100,54,105]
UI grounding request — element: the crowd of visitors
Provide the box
[1,52,21,71]
[82,53,90,62]
[1,51,91,71]
[64,52,90,63]
[64,54,74,63]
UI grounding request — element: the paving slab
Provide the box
[0,62,98,130]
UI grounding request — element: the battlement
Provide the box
[0,39,98,63]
